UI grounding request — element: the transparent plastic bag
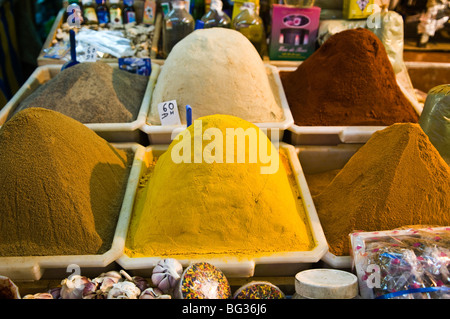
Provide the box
[75,28,135,58]
[367,10,405,74]
[419,84,450,166]
[351,227,450,299]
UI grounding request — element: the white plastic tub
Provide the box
[140,64,294,144]
[296,144,364,269]
[279,66,423,145]
[0,143,146,281]
[117,143,328,278]
[0,63,160,143]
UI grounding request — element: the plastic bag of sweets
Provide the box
[350,226,450,299]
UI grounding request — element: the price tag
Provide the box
[158,100,181,125]
[84,44,97,62]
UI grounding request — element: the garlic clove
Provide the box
[0,276,21,299]
[151,258,183,294]
[107,281,141,299]
[119,270,149,292]
[48,287,62,299]
[60,275,91,299]
[139,287,172,299]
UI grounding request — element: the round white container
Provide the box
[293,269,358,299]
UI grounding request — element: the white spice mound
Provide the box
[149,28,284,124]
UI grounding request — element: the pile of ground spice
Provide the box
[13,62,148,123]
[312,123,450,256]
[125,114,314,259]
[280,28,419,126]
[0,107,132,257]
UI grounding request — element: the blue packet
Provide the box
[118,58,152,76]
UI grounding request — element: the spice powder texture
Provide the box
[126,114,315,258]
[0,107,131,256]
[313,123,450,256]
[280,28,419,126]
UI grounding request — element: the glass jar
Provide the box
[232,2,266,57]
[162,0,195,58]
[200,0,231,28]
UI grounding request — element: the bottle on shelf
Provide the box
[200,0,231,28]
[232,2,266,57]
[82,0,98,25]
[96,0,110,25]
[191,0,206,20]
[123,0,137,24]
[109,0,123,26]
[162,0,195,58]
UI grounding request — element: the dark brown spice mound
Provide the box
[280,28,419,126]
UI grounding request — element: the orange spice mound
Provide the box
[313,123,450,256]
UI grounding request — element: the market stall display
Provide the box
[2,0,450,302]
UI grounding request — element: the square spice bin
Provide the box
[296,144,364,269]
[0,143,146,281]
[279,66,424,145]
[116,142,328,278]
[0,63,160,143]
[140,64,294,144]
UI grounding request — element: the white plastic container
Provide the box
[0,143,146,281]
[140,64,294,144]
[296,144,364,269]
[117,142,328,278]
[278,66,423,145]
[293,268,358,299]
[0,63,160,143]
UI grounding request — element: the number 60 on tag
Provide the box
[158,100,181,125]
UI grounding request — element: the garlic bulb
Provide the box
[60,275,91,299]
[82,271,122,299]
[120,270,149,292]
[151,258,183,294]
[139,287,172,299]
[107,281,141,299]
[0,276,20,299]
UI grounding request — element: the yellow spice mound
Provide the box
[126,114,314,258]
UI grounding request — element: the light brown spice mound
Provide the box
[313,123,450,256]
[0,107,131,256]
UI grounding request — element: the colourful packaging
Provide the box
[143,0,157,24]
[269,5,321,61]
[342,0,374,19]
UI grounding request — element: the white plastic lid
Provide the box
[295,269,358,299]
